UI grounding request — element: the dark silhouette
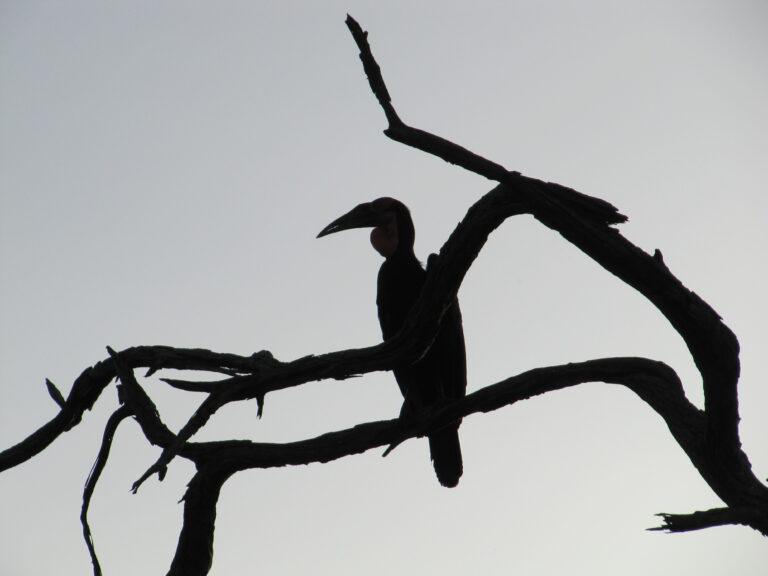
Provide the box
[318,197,465,487]
[1,15,766,576]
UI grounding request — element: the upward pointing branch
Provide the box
[344,15,626,226]
[345,14,401,126]
[343,14,764,520]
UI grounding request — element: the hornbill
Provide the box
[318,197,465,487]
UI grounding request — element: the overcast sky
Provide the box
[1,1,767,575]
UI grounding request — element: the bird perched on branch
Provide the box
[318,197,465,487]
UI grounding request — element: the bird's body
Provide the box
[318,197,465,487]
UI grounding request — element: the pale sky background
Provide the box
[1,1,767,575]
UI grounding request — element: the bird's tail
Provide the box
[429,426,463,488]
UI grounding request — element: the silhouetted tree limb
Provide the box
[651,506,768,533]
[0,346,277,473]
[1,14,765,576]
[81,406,130,576]
[344,13,765,526]
[166,464,232,576]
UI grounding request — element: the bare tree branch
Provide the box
[159,356,709,574]
[1,14,765,576]
[166,464,232,576]
[0,346,282,473]
[211,358,698,473]
[81,406,131,576]
[651,506,768,534]
[342,13,766,520]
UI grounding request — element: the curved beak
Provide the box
[316,202,380,238]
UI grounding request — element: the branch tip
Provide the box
[45,378,66,408]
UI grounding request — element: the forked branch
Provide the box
[344,13,766,526]
[0,14,765,576]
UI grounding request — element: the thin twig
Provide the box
[81,406,131,576]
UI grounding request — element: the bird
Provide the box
[317,197,465,487]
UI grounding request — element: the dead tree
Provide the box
[1,16,765,576]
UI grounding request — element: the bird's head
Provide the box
[317,197,414,258]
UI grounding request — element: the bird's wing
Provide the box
[438,300,467,400]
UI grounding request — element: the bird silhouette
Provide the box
[318,197,465,487]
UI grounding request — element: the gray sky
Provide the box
[1,1,767,574]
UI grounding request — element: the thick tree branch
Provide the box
[166,464,233,576]
[204,358,696,472]
[159,356,708,573]
[343,14,765,519]
[2,16,766,576]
